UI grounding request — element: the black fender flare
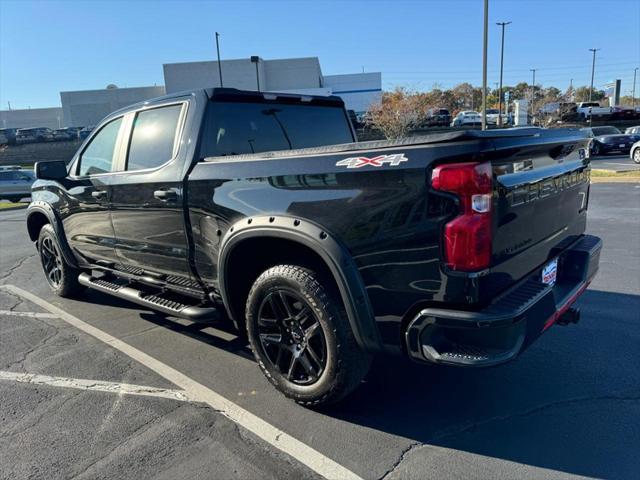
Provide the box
[26,202,79,269]
[218,215,382,353]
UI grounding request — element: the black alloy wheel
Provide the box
[40,235,63,288]
[246,265,371,406]
[256,289,327,385]
[37,224,83,297]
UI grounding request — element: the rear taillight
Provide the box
[431,161,493,272]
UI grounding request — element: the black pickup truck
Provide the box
[28,88,602,405]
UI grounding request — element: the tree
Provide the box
[366,87,432,140]
[574,86,606,103]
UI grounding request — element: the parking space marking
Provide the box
[0,284,363,480]
[0,310,59,318]
[0,370,191,401]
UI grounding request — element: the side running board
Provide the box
[78,273,220,322]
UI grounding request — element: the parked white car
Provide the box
[631,140,640,164]
[485,108,509,125]
[576,102,612,120]
[625,126,640,135]
[451,111,481,127]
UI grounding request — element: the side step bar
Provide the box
[78,273,220,322]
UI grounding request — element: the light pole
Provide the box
[250,56,260,92]
[496,21,511,127]
[633,67,638,107]
[530,68,536,121]
[215,32,223,87]
[588,48,600,102]
[481,0,488,130]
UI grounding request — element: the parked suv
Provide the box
[28,88,601,405]
[423,108,451,127]
[16,127,54,144]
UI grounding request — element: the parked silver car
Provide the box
[0,167,35,202]
[631,140,640,164]
[625,126,640,135]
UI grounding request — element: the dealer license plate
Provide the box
[542,258,558,286]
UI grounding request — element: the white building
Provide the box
[60,85,166,127]
[0,56,381,130]
[0,107,64,130]
[163,56,381,114]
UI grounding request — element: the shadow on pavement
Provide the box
[326,289,640,479]
[78,287,640,479]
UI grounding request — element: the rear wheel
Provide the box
[246,265,371,406]
[633,148,640,164]
[37,224,83,297]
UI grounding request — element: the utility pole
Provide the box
[530,68,536,119]
[633,67,638,107]
[496,21,511,127]
[250,56,260,92]
[588,48,600,102]
[215,32,223,87]
[481,0,489,130]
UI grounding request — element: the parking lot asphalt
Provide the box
[590,153,640,171]
[1,183,639,480]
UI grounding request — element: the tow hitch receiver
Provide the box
[557,307,580,326]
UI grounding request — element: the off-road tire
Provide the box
[246,265,371,406]
[37,224,84,298]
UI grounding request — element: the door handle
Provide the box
[153,189,178,201]
[91,190,108,199]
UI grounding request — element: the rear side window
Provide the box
[77,117,123,176]
[126,104,183,171]
[200,101,354,157]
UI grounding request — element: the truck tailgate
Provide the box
[484,129,591,300]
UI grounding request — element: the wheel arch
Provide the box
[26,203,78,268]
[218,215,382,353]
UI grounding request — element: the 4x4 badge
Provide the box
[336,153,408,169]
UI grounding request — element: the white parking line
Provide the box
[0,370,191,402]
[0,310,59,318]
[0,284,363,480]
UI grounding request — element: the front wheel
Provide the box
[633,148,640,164]
[37,224,84,297]
[591,142,602,156]
[246,265,371,406]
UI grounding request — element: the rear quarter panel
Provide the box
[188,140,487,346]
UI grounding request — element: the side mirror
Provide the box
[35,161,68,180]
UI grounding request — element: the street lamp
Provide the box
[530,68,536,121]
[633,67,638,107]
[496,21,511,127]
[481,0,488,130]
[250,56,261,92]
[588,48,600,102]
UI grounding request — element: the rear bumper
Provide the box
[404,234,602,367]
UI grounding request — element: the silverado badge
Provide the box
[336,153,408,169]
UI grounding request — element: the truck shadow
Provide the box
[327,289,640,479]
[80,288,639,479]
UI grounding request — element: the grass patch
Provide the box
[591,169,640,177]
[0,202,27,209]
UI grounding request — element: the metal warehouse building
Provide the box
[60,85,166,128]
[163,57,381,114]
[1,56,381,129]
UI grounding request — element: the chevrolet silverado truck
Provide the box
[27,88,602,406]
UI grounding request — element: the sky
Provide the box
[1,0,639,109]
